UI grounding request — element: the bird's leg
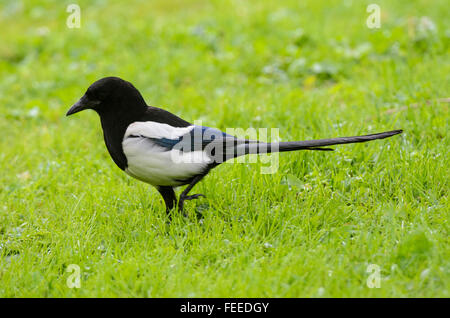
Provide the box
[157,186,177,217]
[178,175,206,213]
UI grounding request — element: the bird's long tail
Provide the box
[242,129,403,155]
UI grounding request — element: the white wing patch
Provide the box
[124,121,194,139]
[122,121,212,187]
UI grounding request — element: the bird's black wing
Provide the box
[144,106,192,127]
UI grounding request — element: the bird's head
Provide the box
[66,77,146,117]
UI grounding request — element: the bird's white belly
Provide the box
[123,136,211,186]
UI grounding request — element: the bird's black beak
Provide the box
[66,94,100,116]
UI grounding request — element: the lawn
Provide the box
[0,0,448,297]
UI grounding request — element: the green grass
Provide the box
[0,0,448,297]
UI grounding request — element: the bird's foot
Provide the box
[178,194,206,213]
[184,194,206,201]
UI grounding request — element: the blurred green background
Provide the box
[0,0,448,297]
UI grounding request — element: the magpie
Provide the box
[66,77,402,215]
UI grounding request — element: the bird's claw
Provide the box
[178,194,206,213]
[183,194,206,201]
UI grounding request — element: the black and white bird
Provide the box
[66,77,402,215]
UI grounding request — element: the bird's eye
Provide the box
[86,89,102,101]
[97,91,108,100]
